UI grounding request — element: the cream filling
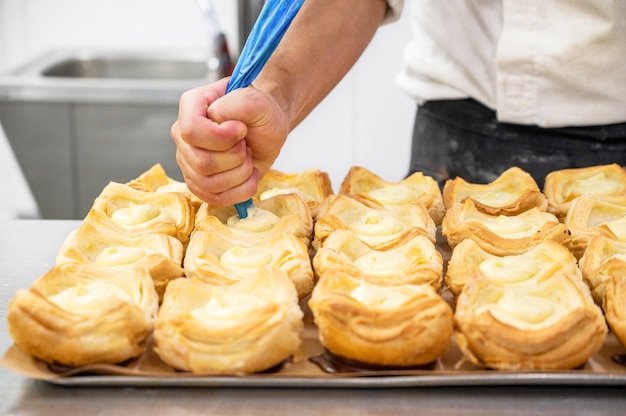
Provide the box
[604,216,626,241]
[349,280,412,309]
[49,282,133,313]
[568,173,623,197]
[190,291,267,329]
[481,215,537,238]
[111,203,162,225]
[157,180,189,194]
[479,255,541,284]
[219,246,277,274]
[366,184,417,205]
[353,251,410,277]
[260,187,309,201]
[95,246,146,267]
[348,211,405,236]
[227,207,280,233]
[471,190,519,207]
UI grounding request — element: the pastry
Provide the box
[313,194,437,251]
[87,181,195,244]
[339,165,445,225]
[443,167,548,216]
[194,193,313,247]
[445,238,579,300]
[56,221,184,300]
[7,263,158,367]
[255,168,333,218]
[126,163,203,212]
[153,268,303,374]
[442,199,569,256]
[544,164,626,219]
[308,269,453,367]
[184,227,314,299]
[312,229,442,289]
[563,195,626,259]
[454,265,607,370]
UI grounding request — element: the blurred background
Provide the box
[0,0,413,219]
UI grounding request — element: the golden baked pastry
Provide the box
[184,227,314,299]
[308,270,453,367]
[7,263,158,367]
[443,167,548,216]
[339,165,445,225]
[154,268,303,374]
[445,238,579,300]
[602,264,626,349]
[579,235,626,305]
[313,194,437,251]
[563,195,626,259]
[126,163,203,212]
[441,200,569,256]
[312,229,442,289]
[56,221,184,300]
[255,168,333,218]
[87,181,195,244]
[544,164,626,219]
[454,266,607,370]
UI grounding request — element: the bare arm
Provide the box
[171,0,388,206]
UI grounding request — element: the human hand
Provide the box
[171,77,291,206]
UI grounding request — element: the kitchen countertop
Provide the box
[1,219,626,416]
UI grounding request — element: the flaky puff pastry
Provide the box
[454,268,607,370]
[578,236,626,347]
[446,239,579,300]
[309,270,453,367]
[563,195,626,259]
[126,163,203,213]
[184,227,314,299]
[339,166,445,225]
[255,168,333,218]
[87,181,195,244]
[195,193,313,247]
[443,167,548,216]
[154,268,303,375]
[313,229,442,289]
[544,164,626,219]
[442,200,569,256]
[7,263,158,367]
[313,194,436,252]
[56,221,184,300]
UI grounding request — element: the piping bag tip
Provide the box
[235,198,254,219]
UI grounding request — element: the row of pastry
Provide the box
[442,164,626,370]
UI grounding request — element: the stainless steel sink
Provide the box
[0,49,225,219]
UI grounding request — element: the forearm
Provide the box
[253,0,388,130]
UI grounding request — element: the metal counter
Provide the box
[1,220,626,415]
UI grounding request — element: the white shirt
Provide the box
[388,0,626,128]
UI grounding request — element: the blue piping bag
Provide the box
[228,0,305,218]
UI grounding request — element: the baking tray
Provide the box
[3,302,626,388]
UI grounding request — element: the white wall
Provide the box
[0,0,414,218]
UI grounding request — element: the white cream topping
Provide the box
[489,292,557,328]
[479,255,540,284]
[604,216,626,241]
[260,187,307,201]
[472,190,518,207]
[157,180,189,194]
[353,251,410,277]
[111,203,162,225]
[219,246,275,273]
[226,207,280,233]
[569,173,623,197]
[48,282,132,313]
[349,280,412,309]
[190,291,267,329]
[348,211,405,236]
[94,246,146,267]
[366,184,417,205]
[482,215,535,238]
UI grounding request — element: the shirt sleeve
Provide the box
[382,0,404,24]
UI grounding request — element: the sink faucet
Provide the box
[195,0,234,77]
